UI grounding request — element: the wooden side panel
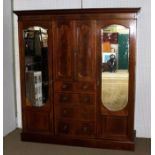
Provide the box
[17,19,54,135]
[99,116,128,140]
[24,111,51,133]
[53,20,75,81]
[96,19,136,141]
[76,20,96,82]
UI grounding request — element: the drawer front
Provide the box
[55,120,95,138]
[78,106,95,120]
[55,106,75,119]
[78,94,95,105]
[55,93,95,106]
[75,121,95,137]
[54,81,95,93]
[55,105,95,120]
[75,82,95,92]
[55,120,75,136]
[54,81,73,92]
[55,93,74,105]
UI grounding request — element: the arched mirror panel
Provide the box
[24,26,48,107]
[101,24,129,111]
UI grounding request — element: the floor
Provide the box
[3,129,151,155]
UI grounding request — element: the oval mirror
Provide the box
[101,24,129,111]
[24,26,48,107]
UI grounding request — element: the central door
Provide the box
[52,19,97,138]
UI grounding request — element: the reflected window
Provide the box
[101,25,129,111]
[24,26,48,107]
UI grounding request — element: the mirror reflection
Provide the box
[24,26,48,107]
[101,25,129,111]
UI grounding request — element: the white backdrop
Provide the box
[3,0,16,136]
[13,0,151,138]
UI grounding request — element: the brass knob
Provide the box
[83,126,88,132]
[63,124,68,131]
[62,96,68,101]
[63,109,68,115]
[83,96,90,102]
[82,85,88,90]
[62,84,68,89]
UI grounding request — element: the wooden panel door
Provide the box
[17,19,54,135]
[53,20,75,81]
[76,20,96,82]
[96,19,136,141]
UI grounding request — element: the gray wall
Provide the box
[13,0,151,138]
[3,0,16,136]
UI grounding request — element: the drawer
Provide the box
[55,119,75,136]
[78,94,95,105]
[55,120,95,138]
[55,105,95,121]
[75,121,95,137]
[55,93,95,106]
[55,106,75,119]
[55,93,74,105]
[78,106,95,120]
[54,81,73,92]
[75,82,95,92]
[54,81,95,93]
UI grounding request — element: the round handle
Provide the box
[83,126,88,132]
[63,109,68,115]
[83,96,90,103]
[82,85,88,90]
[62,96,68,101]
[62,84,68,89]
[63,124,69,131]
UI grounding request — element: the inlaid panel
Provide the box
[53,20,75,80]
[76,21,96,81]
[99,116,128,140]
[25,111,50,133]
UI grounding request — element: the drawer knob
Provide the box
[83,96,90,103]
[62,84,68,89]
[83,126,88,132]
[82,85,88,90]
[63,109,68,115]
[63,124,69,131]
[61,96,69,101]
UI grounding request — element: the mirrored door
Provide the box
[24,26,49,107]
[101,25,129,111]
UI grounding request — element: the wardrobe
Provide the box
[14,8,140,150]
